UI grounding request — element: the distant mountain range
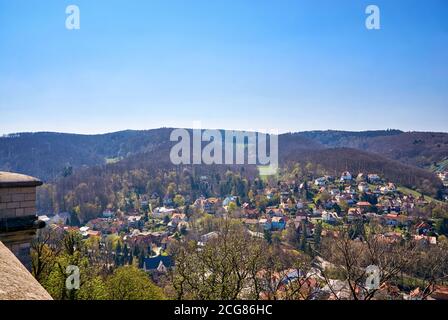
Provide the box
[0,128,446,197]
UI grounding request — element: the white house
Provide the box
[79,226,90,237]
[322,211,339,223]
[200,231,219,243]
[222,196,237,207]
[49,212,71,225]
[358,182,370,193]
[38,215,51,229]
[330,188,341,196]
[340,171,352,182]
[259,218,272,230]
[380,183,397,194]
[102,209,114,218]
[367,174,381,184]
[152,207,176,218]
[38,215,50,224]
[314,177,327,186]
[437,172,448,186]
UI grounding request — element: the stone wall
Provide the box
[0,171,43,269]
[0,241,52,300]
[0,187,37,219]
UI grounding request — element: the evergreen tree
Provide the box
[138,251,146,269]
[264,229,272,244]
[133,245,140,258]
[306,243,313,257]
[70,211,81,227]
[115,242,122,266]
[286,222,299,246]
[313,223,323,250]
[435,218,448,236]
[349,220,365,240]
[180,224,188,236]
[123,244,129,265]
[299,221,307,252]
[235,196,241,207]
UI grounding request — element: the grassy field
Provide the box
[429,158,448,172]
[397,186,443,205]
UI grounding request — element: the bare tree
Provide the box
[170,218,316,300]
[319,225,418,300]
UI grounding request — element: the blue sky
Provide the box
[0,0,447,134]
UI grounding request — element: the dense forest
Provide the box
[0,129,174,180]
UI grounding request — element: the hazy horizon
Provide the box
[2,126,447,137]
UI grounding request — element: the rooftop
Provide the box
[144,255,174,270]
[0,171,43,188]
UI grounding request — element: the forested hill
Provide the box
[297,130,448,170]
[0,129,173,180]
[0,129,321,181]
[0,129,446,197]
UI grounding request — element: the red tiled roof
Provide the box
[357,201,371,206]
